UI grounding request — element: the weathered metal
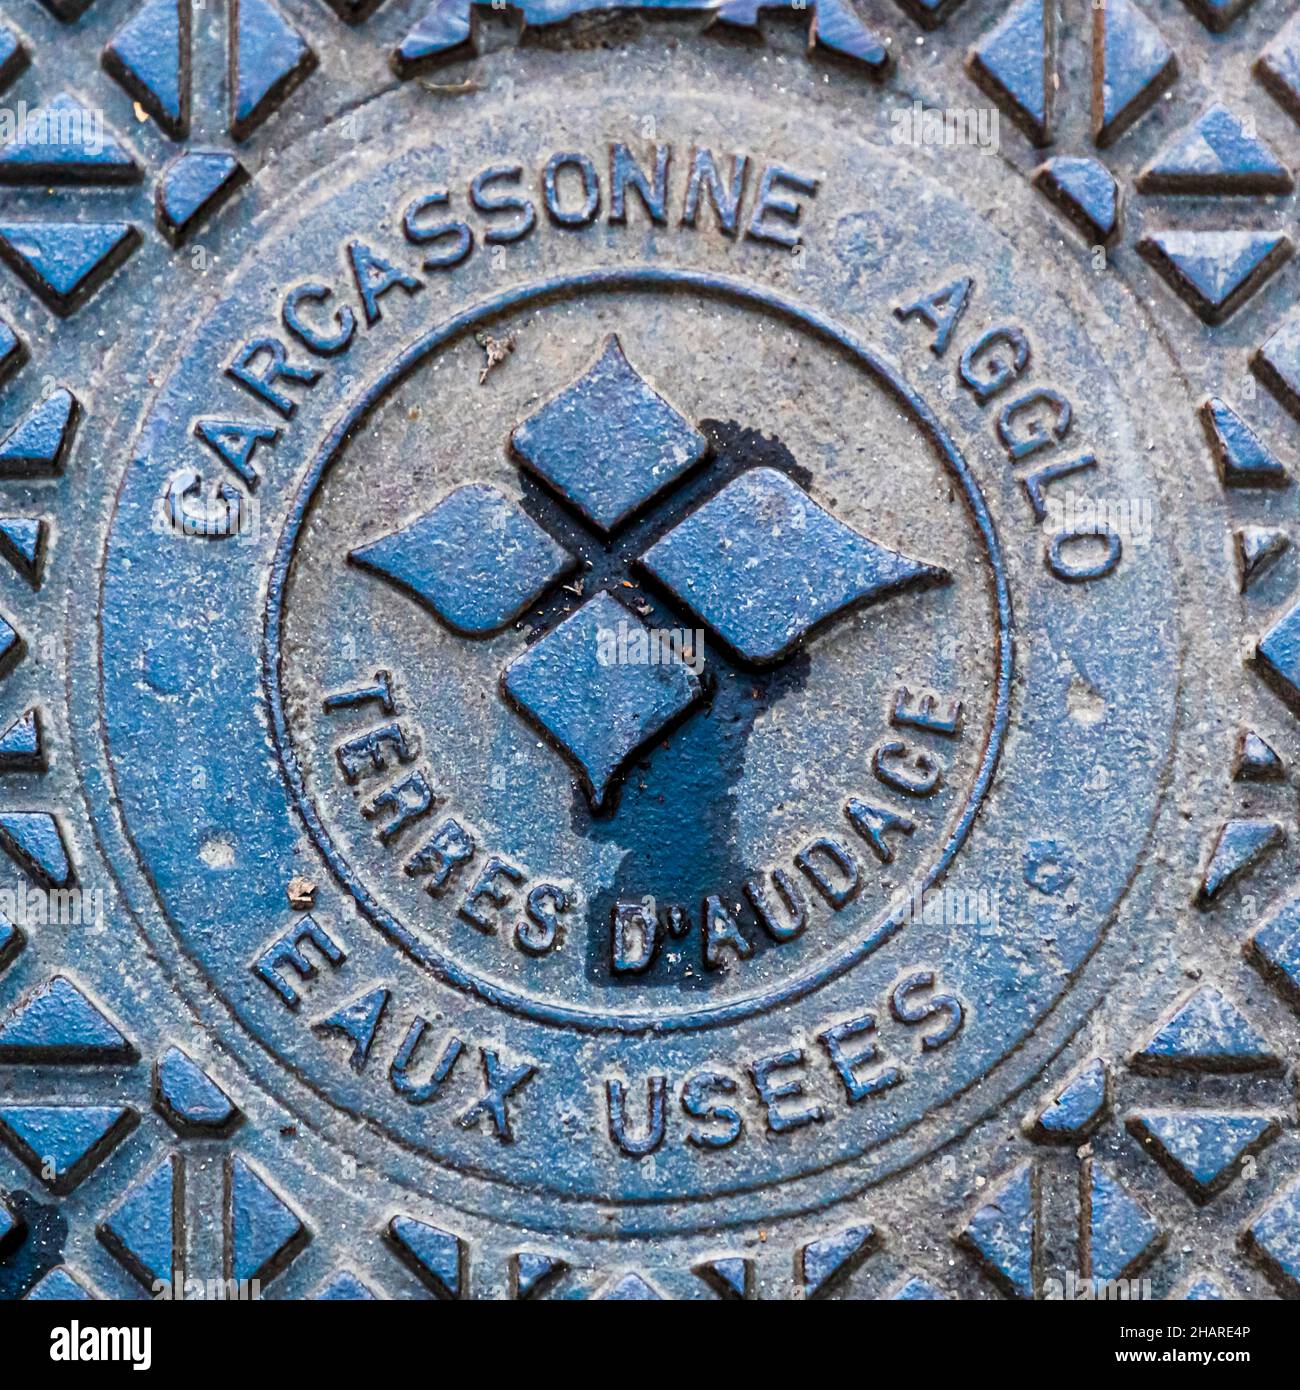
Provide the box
[0,0,1297,1302]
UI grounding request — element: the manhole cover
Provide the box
[0,0,1298,1303]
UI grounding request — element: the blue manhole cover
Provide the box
[0,0,1296,1304]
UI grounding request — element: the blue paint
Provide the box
[0,223,139,317]
[229,0,317,142]
[157,152,246,247]
[641,465,947,665]
[1132,986,1279,1075]
[0,976,135,1062]
[98,1155,180,1288]
[1084,1161,1163,1282]
[0,388,79,476]
[503,590,702,809]
[225,1156,308,1286]
[0,93,140,186]
[387,1214,463,1298]
[155,1045,240,1134]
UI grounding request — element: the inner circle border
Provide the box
[262,265,1015,1035]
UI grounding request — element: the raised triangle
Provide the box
[1178,1271,1229,1299]
[1033,156,1118,243]
[889,1274,949,1299]
[1128,1110,1278,1201]
[1132,985,1280,1074]
[806,0,890,72]
[0,613,22,677]
[225,1156,309,1285]
[1244,1173,1300,1295]
[229,0,317,141]
[387,1214,463,1299]
[0,708,42,769]
[0,911,21,972]
[0,315,23,386]
[957,1162,1037,1298]
[694,1256,750,1300]
[799,1223,877,1299]
[0,1104,136,1193]
[393,2,475,79]
[1140,230,1291,324]
[0,812,73,889]
[599,1271,664,1300]
[1257,13,1300,128]
[0,517,46,584]
[967,0,1053,145]
[1236,527,1290,593]
[1093,0,1178,147]
[1195,817,1284,904]
[155,1045,239,1133]
[104,0,191,140]
[0,93,140,185]
[1027,1057,1108,1141]
[1253,310,1300,421]
[0,975,135,1063]
[0,222,138,316]
[0,1193,20,1252]
[1255,597,1300,708]
[1201,398,1287,488]
[0,388,79,476]
[1083,1160,1164,1281]
[511,1249,567,1300]
[311,1268,378,1299]
[156,152,246,247]
[98,1154,182,1288]
[0,27,26,95]
[1141,103,1292,194]
[1233,727,1284,781]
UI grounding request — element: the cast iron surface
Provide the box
[0,0,1297,1301]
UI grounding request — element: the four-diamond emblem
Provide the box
[349,483,574,636]
[501,591,702,809]
[510,334,708,535]
[351,340,947,810]
[640,467,949,665]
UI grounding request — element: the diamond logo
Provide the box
[350,338,946,811]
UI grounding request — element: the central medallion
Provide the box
[261,268,1008,1038]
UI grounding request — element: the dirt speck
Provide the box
[287,876,317,910]
[476,331,517,384]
